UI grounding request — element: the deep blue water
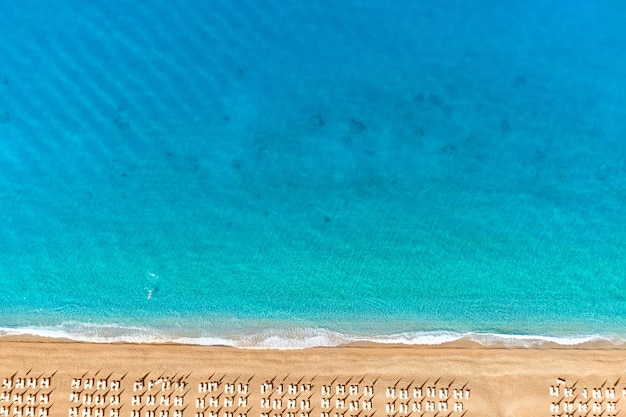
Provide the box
[1,0,626,347]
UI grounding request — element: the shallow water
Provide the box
[1,0,625,347]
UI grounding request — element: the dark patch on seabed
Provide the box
[310,114,324,127]
[350,119,366,133]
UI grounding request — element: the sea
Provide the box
[0,0,625,349]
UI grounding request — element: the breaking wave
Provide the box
[0,322,623,349]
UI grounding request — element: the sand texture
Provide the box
[0,339,625,417]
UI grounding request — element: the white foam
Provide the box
[175,328,353,350]
[0,322,170,344]
[464,332,624,347]
[0,323,623,349]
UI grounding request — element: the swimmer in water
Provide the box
[145,271,159,300]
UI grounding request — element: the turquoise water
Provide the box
[1,0,626,347]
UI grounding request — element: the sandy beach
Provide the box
[1,338,625,417]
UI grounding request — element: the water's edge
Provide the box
[1,324,624,350]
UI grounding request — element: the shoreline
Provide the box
[2,333,626,350]
[3,323,626,349]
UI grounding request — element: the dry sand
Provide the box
[0,338,625,417]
